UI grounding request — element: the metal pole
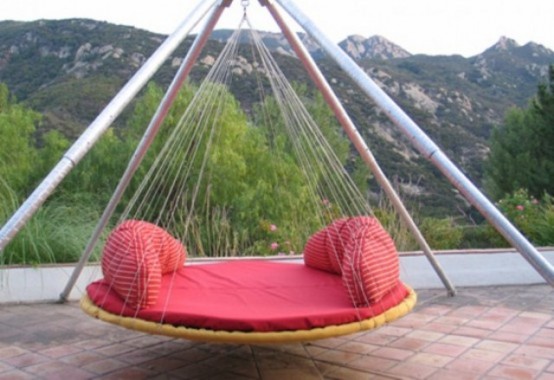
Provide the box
[59,0,232,301]
[262,0,456,296]
[275,0,554,286]
[0,0,217,253]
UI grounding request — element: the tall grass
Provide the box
[373,196,419,252]
[1,182,105,266]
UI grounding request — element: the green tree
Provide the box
[123,82,196,187]
[0,83,41,197]
[55,83,194,206]
[35,130,70,182]
[485,65,554,200]
[122,82,326,256]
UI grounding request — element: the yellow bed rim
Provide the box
[80,286,417,344]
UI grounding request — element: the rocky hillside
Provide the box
[339,35,411,60]
[1,19,553,216]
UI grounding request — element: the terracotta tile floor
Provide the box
[0,284,552,379]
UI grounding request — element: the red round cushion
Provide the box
[303,228,333,273]
[324,218,350,274]
[303,217,373,275]
[101,220,186,309]
[159,230,187,274]
[341,217,400,306]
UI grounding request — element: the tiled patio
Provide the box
[0,284,552,379]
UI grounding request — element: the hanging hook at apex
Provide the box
[241,0,250,18]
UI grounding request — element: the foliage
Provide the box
[0,83,73,204]
[118,80,377,257]
[133,83,328,257]
[124,82,196,171]
[26,75,125,138]
[36,130,70,177]
[0,79,489,264]
[485,65,554,200]
[0,83,41,196]
[0,84,105,265]
[419,217,463,250]
[55,127,130,206]
[490,189,554,246]
[373,194,466,251]
[372,198,418,252]
[2,28,553,264]
[458,224,501,249]
[1,189,105,265]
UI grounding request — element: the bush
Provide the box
[494,189,554,246]
[373,196,466,251]
[459,224,504,249]
[419,217,463,250]
[373,203,418,252]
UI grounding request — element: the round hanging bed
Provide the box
[82,217,417,344]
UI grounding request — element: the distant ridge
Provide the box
[339,35,411,60]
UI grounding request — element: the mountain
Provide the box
[339,35,411,60]
[468,36,554,105]
[1,19,553,217]
[210,30,411,60]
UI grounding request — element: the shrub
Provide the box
[459,224,504,249]
[372,199,418,252]
[494,189,554,246]
[419,217,463,250]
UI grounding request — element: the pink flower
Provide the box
[322,198,330,206]
[270,224,278,232]
[516,205,524,211]
[270,242,279,250]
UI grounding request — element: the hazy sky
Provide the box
[1,0,553,57]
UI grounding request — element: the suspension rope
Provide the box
[246,20,371,218]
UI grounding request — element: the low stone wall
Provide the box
[1,249,552,303]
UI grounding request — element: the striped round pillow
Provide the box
[324,218,350,274]
[304,217,374,275]
[341,217,400,306]
[303,228,333,273]
[101,220,186,309]
[159,229,187,274]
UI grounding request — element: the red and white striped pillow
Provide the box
[341,217,400,306]
[101,220,186,309]
[303,217,370,275]
[325,218,350,274]
[303,228,333,273]
[304,216,400,306]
